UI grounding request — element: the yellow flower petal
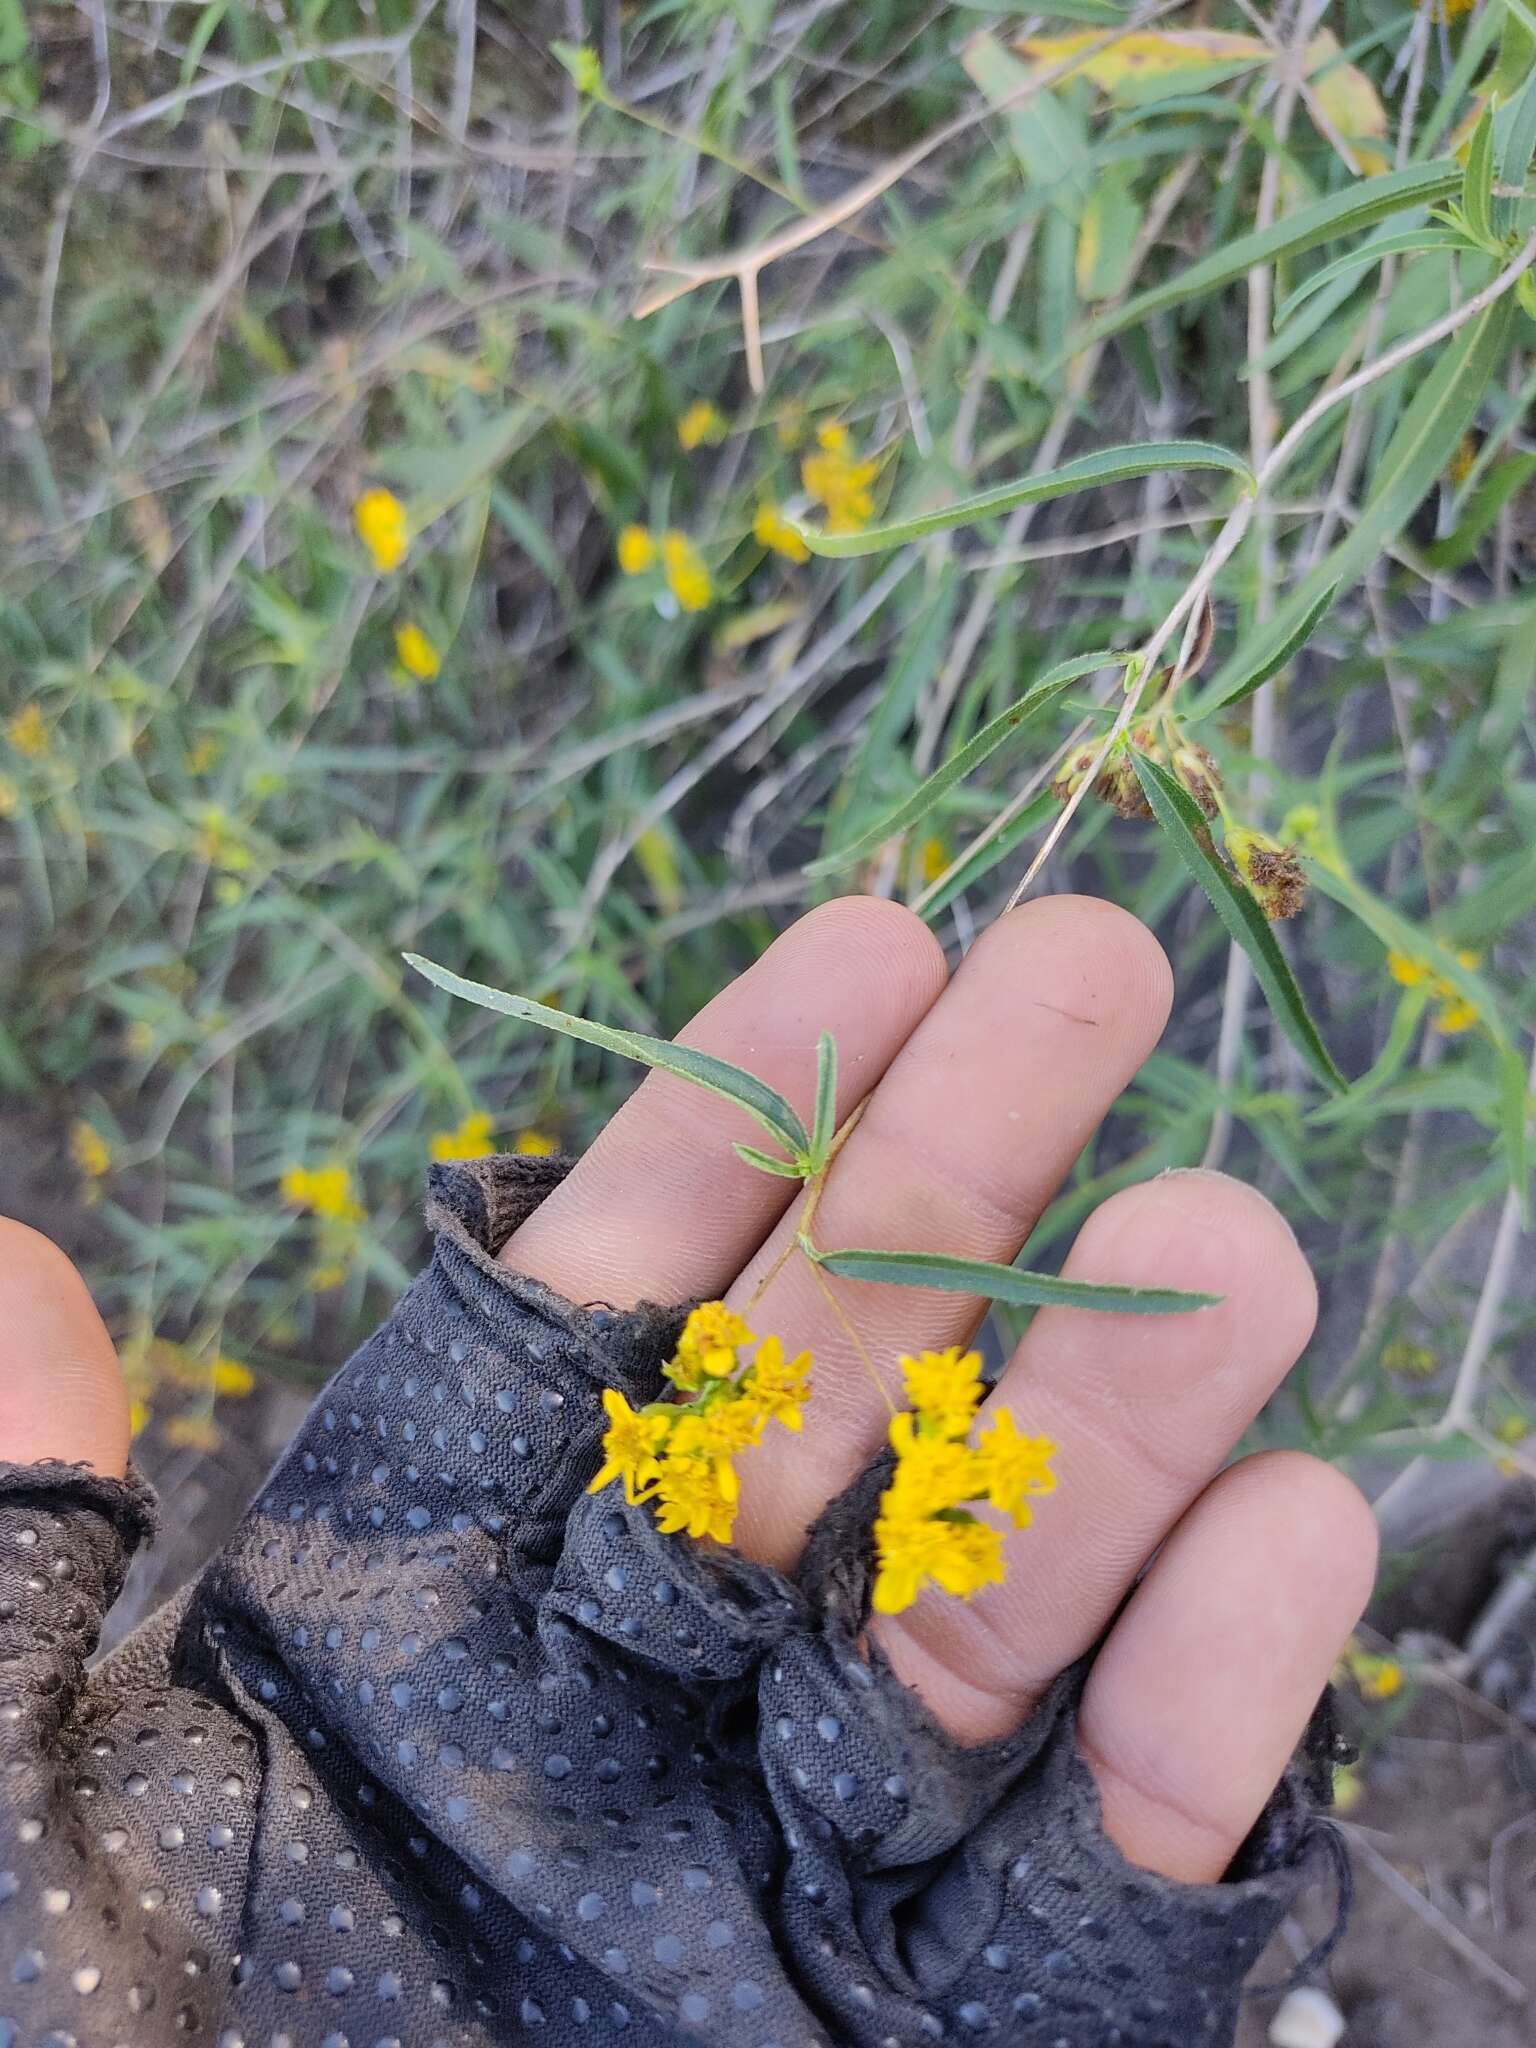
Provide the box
[354,488,410,574]
[394,622,441,681]
[617,525,657,575]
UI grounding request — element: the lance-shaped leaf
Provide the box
[1214,583,1338,711]
[1275,229,1463,325]
[793,442,1253,558]
[807,649,1130,874]
[810,1031,838,1168]
[1053,160,1461,365]
[1130,754,1347,1094]
[813,1244,1218,1314]
[405,954,811,1160]
[1196,294,1518,714]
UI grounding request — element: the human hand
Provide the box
[0,895,1376,2047]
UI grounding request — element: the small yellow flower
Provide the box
[884,1416,981,1518]
[651,1456,737,1543]
[70,1120,112,1180]
[194,807,251,873]
[211,1357,255,1398]
[1496,1412,1529,1448]
[661,531,713,613]
[513,1129,558,1157]
[971,1410,1057,1529]
[164,1413,222,1454]
[669,1396,764,1504]
[1356,1655,1404,1702]
[740,1335,812,1431]
[801,428,880,534]
[1387,950,1429,988]
[1381,1338,1438,1379]
[0,772,17,817]
[678,400,727,451]
[918,837,949,887]
[354,488,410,574]
[589,1388,674,1505]
[752,502,811,563]
[1437,996,1479,1034]
[617,525,657,575]
[281,1162,365,1224]
[306,1260,350,1292]
[1449,433,1478,486]
[872,1512,1005,1615]
[394,622,441,681]
[430,1111,496,1163]
[900,1346,985,1440]
[128,1398,152,1439]
[6,704,50,759]
[666,1301,755,1390]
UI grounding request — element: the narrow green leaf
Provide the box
[1215,584,1339,711]
[811,1032,838,1165]
[1130,755,1347,1094]
[735,1144,806,1180]
[916,791,1058,923]
[814,1245,1219,1314]
[807,650,1128,873]
[1497,1045,1531,1224]
[1308,989,1429,1126]
[1275,231,1463,325]
[1198,294,1518,714]
[794,442,1252,558]
[1493,48,1536,234]
[1424,451,1536,569]
[1463,106,1496,247]
[405,954,811,1157]
[1053,162,1462,365]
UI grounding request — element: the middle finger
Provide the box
[728,895,1173,1570]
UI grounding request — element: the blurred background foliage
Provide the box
[0,0,1533,1498]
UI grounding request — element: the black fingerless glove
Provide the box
[0,1154,1343,2048]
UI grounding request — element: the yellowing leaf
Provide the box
[633,825,683,916]
[1305,31,1389,176]
[1015,29,1267,102]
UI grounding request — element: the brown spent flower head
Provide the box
[1170,738,1222,819]
[1225,826,1308,920]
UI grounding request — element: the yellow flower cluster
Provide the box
[872,1347,1056,1616]
[430,1111,497,1162]
[589,1302,811,1545]
[1387,947,1481,1034]
[801,421,879,534]
[513,1129,558,1157]
[678,400,727,451]
[752,502,810,563]
[6,704,50,759]
[354,488,410,574]
[280,1162,365,1223]
[615,527,715,612]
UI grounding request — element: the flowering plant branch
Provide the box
[405,953,1217,1611]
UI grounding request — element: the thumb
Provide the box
[0,1216,128,1477]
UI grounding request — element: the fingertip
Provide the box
[0,1216,128,1478]
[782,894,949,1013]
[1075,1167,1318,1363]
[986,893,1174,1042]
